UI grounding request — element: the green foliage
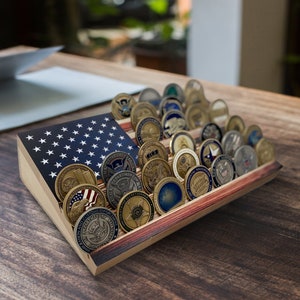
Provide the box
[146,0,169,15]
[81,0,120,17]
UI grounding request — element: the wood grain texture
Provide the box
[0,46,300,299]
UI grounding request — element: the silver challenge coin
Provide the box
[222,130,245,157]
[163,83,185,103]
[139,87,162,109]
[211,154,236,187]
[201,122,223,142]
[101,151,136,184]
[74,207,119,253]
[106,170,143,209]
[234,145,258,176]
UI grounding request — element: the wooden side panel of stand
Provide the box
[91,160,282,275]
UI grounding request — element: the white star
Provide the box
[84,133,90,138]
[39,138,46,144]
[26,135,34,141]
[45,131,52,136]
[117,143,122,147]
[95,171,100,177]
[98,130,104,134]
[111,126,117,131]
[33,146,41,152]
[88,151,95,157]
[85,160,91,165]
[95,137,101,141]
[41,158,49,165]
[57,134,63,139]
[91,120,96,125]
[128,145,133,150]
[119,135,125,140]
[76,148,83,153]
[106,140,112,144]
[61,127,68,132]
[52,141,59,147]
[49,171,57,178]
[46,150,54,155]
[101,123,107,128]
[109,132,114,137]
[80,140,86,146]
[60,153,67,159]
[54,162,62,168]
[100,155,106,160]
[69,137,75,142]
[97,162,102,168]
[64,145,71,150]
[92,144,98,149]
[103,147,109,152]
[72,156,79,162]
[104,117,109,122]
[73,130,79,135]
[76,123,83,128]
[87,127,93,131]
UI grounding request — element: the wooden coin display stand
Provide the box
[17,116,282,276]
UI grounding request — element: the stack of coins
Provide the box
[54,79,276,253]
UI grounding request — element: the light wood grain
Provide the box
[0,46,299,299]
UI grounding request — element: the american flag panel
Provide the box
[18,113,139,198]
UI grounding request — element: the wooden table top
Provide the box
[0,46,299,299]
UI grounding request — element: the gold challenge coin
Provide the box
[170,130,196,155]
[111,93,137,120]
[130,101,158,130]
[225,115,245,133]
[55,163,97,203]
[255,137,276,166]
[117,190,155,233]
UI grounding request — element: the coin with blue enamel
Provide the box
[162,110,187,138]
[199,138,223,168]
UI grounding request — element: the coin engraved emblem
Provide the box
[184,165,212,200]
[225,115,245,133]
[74,207,118,253]
[199,138,224,168]
[255,138,276,166]
[221,130,245,157]
[234,145,258,176]
[130,101,158,130]
[106,170,142,209]
[117,191,154,232]
[162,110,187,138]
[201,122,223,141]
[170,130,196,155]
[211,154,236,187]
[111,93,136,120]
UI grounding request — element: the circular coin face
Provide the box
[161,110,188,138]
[199,138,224,168]
[106,170,143,209]
[243,124,263,146]
[141,158,173,194]
[170,130,196,155]
[211,154,236,187]
[153,177,185,215]
[138,140,168,168]
[184,165,212,200]
[55,164,97,203]
[111,93,136,120]
[221,130,245,157]
[163,83,185,103]
[135,116,163,146]
[255,137,276,166]
[159,96,183,116]
[209,99,229,126]
[234,145,258,176]
[225,115,245,133]
[63,183,107,226]
[130,101,158,130]
[117,190,154,232]
[74,207,118,253]
[138,87,162,108]
[172,148,200,181]
[185,103,209,130]
[101,151,136,184]
[201,122,223,142]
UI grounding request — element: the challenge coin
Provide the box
[170,130,196,155]
[225,115,245,133]
[159,96,183,116]
[111,92,136,120]
[138,140,168,168]
[185,103,209,129]
[243,124,263,146]
[234,145,258,176]
[172,148,200,181]
[101,151,136,184]
[153,177,185,215]
[63,183,107,226]
[255,137,276,166]
[184,165,212,200]
[141,158,173,194]
[130,101,158,130]
[209,99,229,126]
[74,207,118,253]
[221,130,245,157]
[199,138,224,168]
[55,163,97,203]
[135,116,163,146]
[161,110,188,138]
[163,83,185,103]
[211,154,236,187]
[117,190,155,232]
[106,170,143,209]
[138,87,162,108]
[201,122,223,141]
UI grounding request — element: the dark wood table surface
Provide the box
[0,46,299,299]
